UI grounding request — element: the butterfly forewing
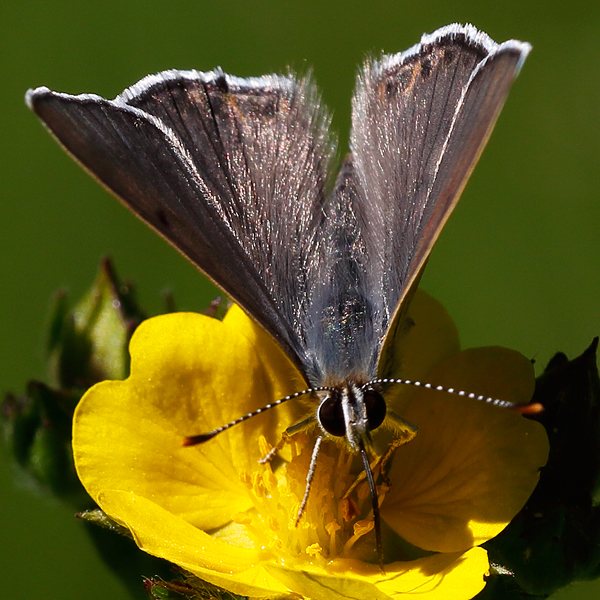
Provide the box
[346,24,530,374]
[27,72,336,380]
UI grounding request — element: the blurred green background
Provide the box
[1,0,599,598]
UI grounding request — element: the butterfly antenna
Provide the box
[182,386,334,446]
[366,377,542,413]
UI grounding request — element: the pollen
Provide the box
[305,543,324,557]
[232,512,252,525]
[236,433,388,564]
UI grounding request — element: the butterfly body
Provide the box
[27,23,531,561]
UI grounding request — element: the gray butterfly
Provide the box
[26,23,530,561]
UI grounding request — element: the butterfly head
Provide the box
[316,381,387,451]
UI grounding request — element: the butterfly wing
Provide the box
[347,24,531,375]
[26,24,530,386]
[26,71,335,380]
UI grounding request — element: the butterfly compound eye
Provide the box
[364,389,386,431]
[318,392,346,437]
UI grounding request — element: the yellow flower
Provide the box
[73,290,548,600]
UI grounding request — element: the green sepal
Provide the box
[143,578,195,599]
[481,338,600,598]
[144,572,247,600]
[78,508,133,538]
[2,381,88,504]
[78,512,174,600]
[202,295,231,321]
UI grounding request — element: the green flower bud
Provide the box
[2,259,146,503]
[48,258,147,389]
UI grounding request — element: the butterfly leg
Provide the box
[294,435,323,526]
[379,411,419,480]
[258,415,317,464]
[343,413,417,498]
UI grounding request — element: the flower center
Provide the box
[234,434,387,565]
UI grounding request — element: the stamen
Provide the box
[232,512,252,525]
[343,518,374,553]
[252,471,265,498]
[325,520,341,556]
[238,436,387,563]
[341,496,359,522]
[258,436,273,460]
[306,543,323,557]
[268,515,280,533]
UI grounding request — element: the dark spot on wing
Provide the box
[443,48,455,65]
[420,58,432,78]
[254,95,278,118]
[213,71,229,93]
[422,33,487,63]
[384,79,396,96]
[382,65,414,97]
[155,208,170,228]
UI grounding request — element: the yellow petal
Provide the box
[374,548,489,599]
[382,347,549,552]
[380,289,460,384]
[73,309,303,530]
[268,565,392,600]
[98,490,289,598]
[267,547,489,600]
[223,304,306,399]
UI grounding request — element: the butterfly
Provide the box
[26,23,530,562]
